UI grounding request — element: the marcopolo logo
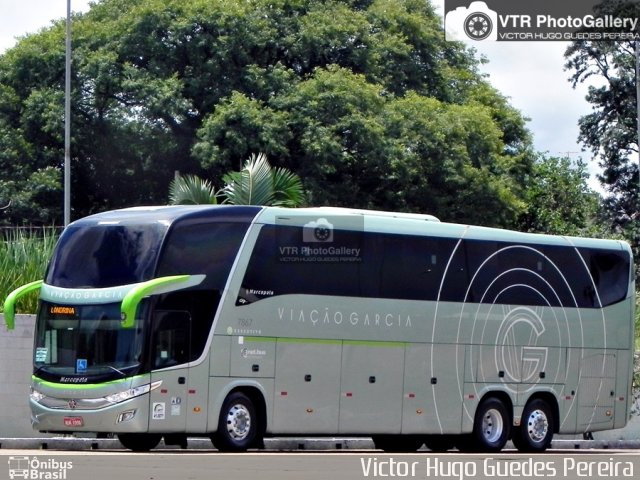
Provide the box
[8,456,73,480]
[444,0,640,42]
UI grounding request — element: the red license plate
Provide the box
[63,416,84,427]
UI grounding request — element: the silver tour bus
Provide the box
[4,205,635,452]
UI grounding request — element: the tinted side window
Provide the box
[157,222,249,290]
[544,245,596,308]
[464,240,499,303]
[580,248,630,307]
[378,234,457,301]
[151,310,191,368]
[156,222,250,360]
[239,225,362,303]
[438,240,498,303]
[493,244,560,307]
[241,227,458,303]
[239,227,631,309]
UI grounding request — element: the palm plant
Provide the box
[222,153,305,207]
[168,174,218,205]
[168,153,305,207]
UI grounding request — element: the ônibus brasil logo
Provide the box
[8,456,73,480]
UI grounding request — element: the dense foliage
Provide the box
[564,0,640,271]
[0,0,537,228]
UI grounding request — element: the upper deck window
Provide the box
[46,223,167,288]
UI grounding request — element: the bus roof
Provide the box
[68,205,262,227]
[255,206,629,252]
[68,205,628,253]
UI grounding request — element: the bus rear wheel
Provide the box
[117,433,162,452]
[470,397,510,452]
[213,392,259,452]
[512,398,554,453]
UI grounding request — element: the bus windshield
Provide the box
[34,301,147,381]
[45,223,167,288]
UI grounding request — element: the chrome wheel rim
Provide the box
[225,403,251,441]
[526,409,549,443]
[481,408,504,444]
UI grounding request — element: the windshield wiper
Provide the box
[106,365,126,377]
[106,363,140,377]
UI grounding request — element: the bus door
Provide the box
[148,310,191,433]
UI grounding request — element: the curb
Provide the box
[0,437,638,451]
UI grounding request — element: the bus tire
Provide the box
[423,434,455,452]
[471,397,510,452]
[213,392,258,452]
[512,398,554,453]
[117,433,162,452]
[372,434,423,452]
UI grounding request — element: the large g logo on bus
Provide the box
[495,307,548,384]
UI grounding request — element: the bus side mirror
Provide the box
[3,280,43,330]
[120,274,205,328]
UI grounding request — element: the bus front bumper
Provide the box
[30,395,150,433]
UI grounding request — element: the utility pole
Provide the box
[636,40,640,209]
[64,0,71,226]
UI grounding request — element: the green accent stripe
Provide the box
[3,280,43,330]
[120,275,195,328]
[244,336,278,343]
[242,336,406,347]
[120,274,206,328]
[343,340,406,347]
[277,337,340,345]
[32,374,147,390]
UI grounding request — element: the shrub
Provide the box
[0,228,58,314]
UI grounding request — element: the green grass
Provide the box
[0,229,58,314]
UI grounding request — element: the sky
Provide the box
[0,0,601,189]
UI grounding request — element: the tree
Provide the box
[0,0,533,227]
[518,156,602,237]
[564,0,640,230]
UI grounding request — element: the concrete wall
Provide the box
[0,314,42,437]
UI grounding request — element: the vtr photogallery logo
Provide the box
[445,0,640,42]
[445,1,498,41]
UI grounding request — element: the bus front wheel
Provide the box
[512,398,554,453]
[213,392,259,452]
[117,433,162,452]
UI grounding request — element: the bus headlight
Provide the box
[105,381,162,404]
[30,387,45,403]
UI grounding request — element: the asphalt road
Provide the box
[1,450,639,480]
